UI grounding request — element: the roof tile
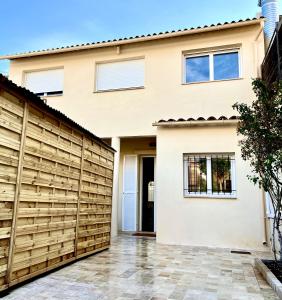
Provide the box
[155,116,239,124]
[0,17,264,59]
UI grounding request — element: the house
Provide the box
[1,2,277,250]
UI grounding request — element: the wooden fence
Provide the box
[0,76,114,291]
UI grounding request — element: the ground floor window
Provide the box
[183,153,236,197]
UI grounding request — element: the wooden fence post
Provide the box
[6,101,29,284]
[74,135,85,257]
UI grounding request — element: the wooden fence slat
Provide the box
[74,136,85,257]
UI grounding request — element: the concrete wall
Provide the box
[8,23,264,139]
[156,125,266,250]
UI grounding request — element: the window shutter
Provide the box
[25,69,64,94]
[96,59,144,91]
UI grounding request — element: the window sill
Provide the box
[94,86,144,93]
[182,77,243,85]
[184,194,237,199]
[42,94,63,98]
[37,93,63,98]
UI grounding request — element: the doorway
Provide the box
[141,157,155,232]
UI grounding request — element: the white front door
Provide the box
[122,155,138,231]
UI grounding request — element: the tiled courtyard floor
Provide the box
[1,235,279,300]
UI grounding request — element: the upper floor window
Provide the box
[96,58,144,92]
[185,50,240,84]
[24,68,64,96]
[183,153,236,198]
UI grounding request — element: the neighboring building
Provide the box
[1,11,274,250]
[262,18,282,85]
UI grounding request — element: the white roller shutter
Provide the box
[96,59,144,91]
[25,69,64,95]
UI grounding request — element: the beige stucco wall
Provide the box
[8,23,264,139]
[156,125,266,250]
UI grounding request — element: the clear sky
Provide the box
[0,0,281,75]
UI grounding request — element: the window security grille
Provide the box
[183,154,236,197]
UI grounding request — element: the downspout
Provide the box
[262,190,268,245]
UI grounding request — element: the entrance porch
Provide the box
[108,136,157,236]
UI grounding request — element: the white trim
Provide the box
[94,86,145,93]
[230,158,237,194]
[185,194,237,199]
[182,44,242,56]
[209,53,214,81]
[184,48,241,84]
[206,158,212,193]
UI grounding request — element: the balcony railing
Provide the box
[262,20,282,86]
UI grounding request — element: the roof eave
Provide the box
[153,119,239,127]
[0,18,264,60]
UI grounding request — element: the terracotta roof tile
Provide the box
[154,116,239,125]
[0,17,264,59]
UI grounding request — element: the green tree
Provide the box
[211,158,231,193]
[233,79,282,261]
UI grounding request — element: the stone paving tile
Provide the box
[1,235,280,300]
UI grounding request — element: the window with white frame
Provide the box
[183,154,236,197]
[185,50,240,83]
[24,68,64,96]
[96,58,144,91]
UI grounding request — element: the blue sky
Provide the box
[0,0,281,74]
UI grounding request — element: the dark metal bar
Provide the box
[189,157,192,193]
[199,159,202,194]
[194,156,196,192]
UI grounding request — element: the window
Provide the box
[183,154,236,197]
[214,52,239,80]
[185,50,240,83]
[24,68,64,96]
[186,55,210,83]
[96,58,144,91]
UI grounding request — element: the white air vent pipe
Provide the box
[259,0,279,47]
